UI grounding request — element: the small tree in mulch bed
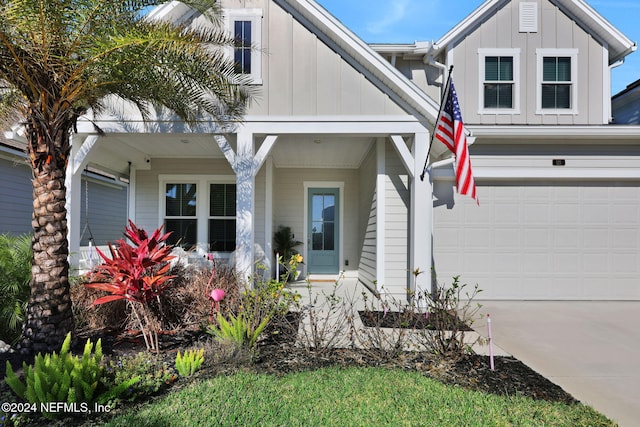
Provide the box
[84,221,176,352]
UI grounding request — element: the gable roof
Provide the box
[274,0,439,124]
[434,0,636,65]
[151,0,440,126]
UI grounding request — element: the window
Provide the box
[484,56,513,108]
[536,49,578,114]
[478,49,520,114]
[542,57,571,108]
[209,184,236,252]
[165,183,197,248]
[234,21,252,75]
[160,176,236,254]
[226,9,262,84]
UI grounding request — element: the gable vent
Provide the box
[519,2,538,33]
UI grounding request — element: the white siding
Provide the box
[227,0,406,117]
[435,0,608,126]
[135,158,234,233]
[383,143,409,288]
[272,167,360,273]
[357,146,377,288]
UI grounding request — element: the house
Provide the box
[0,134,129,251]
[12,0,638,300]
[612,78,640,124]
[371,0,640,299]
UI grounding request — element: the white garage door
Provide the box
[433,182,640,300]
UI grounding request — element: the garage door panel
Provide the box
[553,229,581,248]
[552,204,581,223]
[434,183,640,300]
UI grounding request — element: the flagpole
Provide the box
[420,65,454,182]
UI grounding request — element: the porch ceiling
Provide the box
[85,133,376,175]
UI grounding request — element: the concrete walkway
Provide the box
[474,301,640,427]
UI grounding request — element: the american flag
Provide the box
[433,78,478,203]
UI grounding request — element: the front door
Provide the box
[307,188,339,274]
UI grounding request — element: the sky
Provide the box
[316,0,640,95]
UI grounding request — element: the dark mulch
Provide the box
[359,310,473,331]
[0,320,578,427]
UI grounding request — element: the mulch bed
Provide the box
[0,320,578,426]
[359,310,473,330]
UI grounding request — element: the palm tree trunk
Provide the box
[19,147,74,355]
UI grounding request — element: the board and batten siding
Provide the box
[0,156,32,235]
[442,0,606,126]
[224,0,406,117]
[357,145,377,289]
[383,143,409,290]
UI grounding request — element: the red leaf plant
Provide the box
[85,220,176,352]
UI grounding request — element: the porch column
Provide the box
[376,138,386,293]
[235,131,255,281]
[215,133,278,284]
[411,132,432,295]
[65,135,99,268]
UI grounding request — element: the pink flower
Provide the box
[210,289,225,302]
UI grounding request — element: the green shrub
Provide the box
[4,333,107,417]
[0,233,32,345]
[206,312,270,351]
[102,352,176,401]
[175,349,205,377]
[206,260,300,352]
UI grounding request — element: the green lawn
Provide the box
[103,366,614,427]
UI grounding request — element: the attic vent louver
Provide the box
[519,2,538,33]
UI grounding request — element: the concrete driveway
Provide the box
[474,301,640,427]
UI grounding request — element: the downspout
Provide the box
[609,58,626,123]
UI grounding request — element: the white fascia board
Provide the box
[434,0,507,50]
[242,118,428,135]
[369,43,418,54]
[277,0,439,124]
[78,115,428,136]
[550,0,636,64]
[467,125,640,139]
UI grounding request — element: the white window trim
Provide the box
[225,8,263,85]
[158,174,236,255]
[478,48,521,115]
[536,48,579,115]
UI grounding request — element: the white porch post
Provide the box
[215,132,278,283]
[65,134,99,268]
[235,131,255,281]
[376,138,386,293]
[264,157,274,277]
[411,132,432,295]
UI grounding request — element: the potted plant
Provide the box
[273,226,302,280]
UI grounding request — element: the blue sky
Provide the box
[316,0,640,95]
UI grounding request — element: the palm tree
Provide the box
[0,0,253,354]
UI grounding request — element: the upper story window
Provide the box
[478,49,520,114]
[536,49,578,114]
[226,9,262,84]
